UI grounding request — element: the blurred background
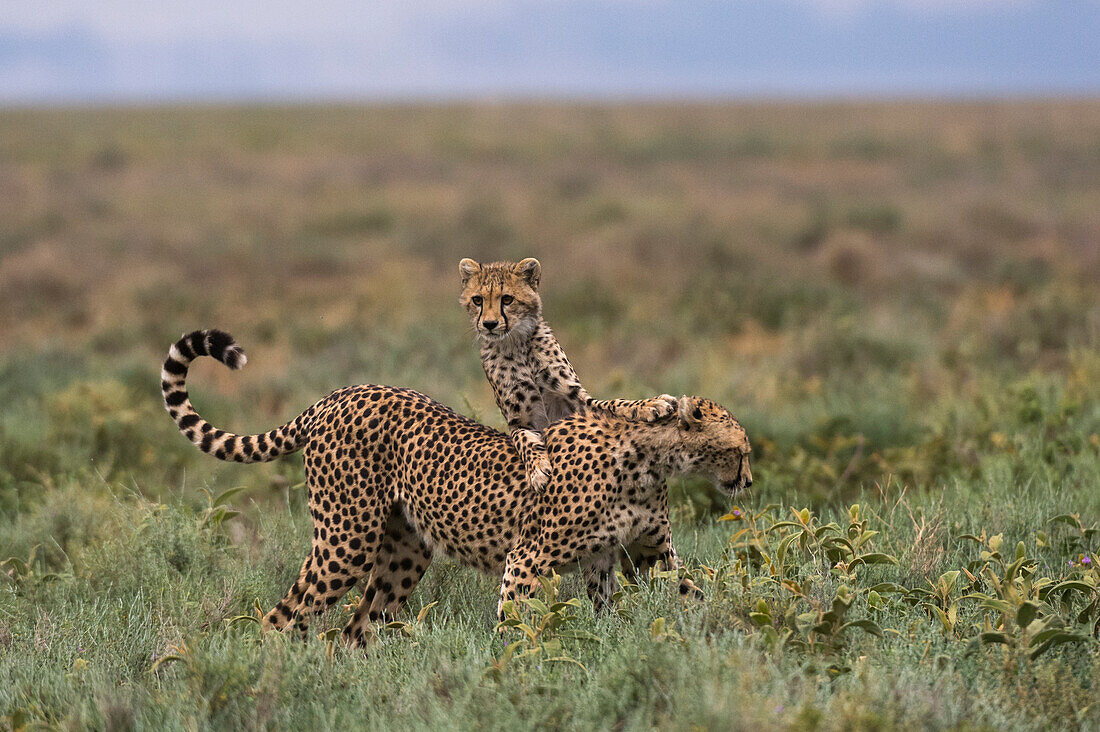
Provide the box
[1,0,1098,513]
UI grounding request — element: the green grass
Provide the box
[1,101,1099,730]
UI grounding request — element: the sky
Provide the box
[1,0,1098,103]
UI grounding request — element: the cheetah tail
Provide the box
[161,330,307,463]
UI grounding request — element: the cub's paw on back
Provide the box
[636,394,679,422]
[527,456,552,493]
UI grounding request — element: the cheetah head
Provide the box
[459,258,542,341]
[674,395,753,496]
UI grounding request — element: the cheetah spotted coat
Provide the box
[162,330,752,643]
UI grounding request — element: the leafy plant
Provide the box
[751,583,883,677]
[649,616,684,644]
[338,600,440,650]
[717,503,893,675]
[1046,513,1099,559]
[198,487,244,533]
[725,503,898,580]
[958,532,1099,660]
[487,573,600,679]
[905,570,969,637]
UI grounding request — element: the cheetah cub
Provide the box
[459,257,676,492]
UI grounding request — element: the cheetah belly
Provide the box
[537,490,661,572]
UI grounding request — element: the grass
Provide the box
[1,101,1099,730]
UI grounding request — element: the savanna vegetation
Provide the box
[1,102,1098,730]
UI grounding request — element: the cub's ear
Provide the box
[515,258,541,288]
[459,258,481,284]
[678,395,704,428]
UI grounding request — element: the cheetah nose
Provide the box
[744,479,753,488]
[482,320,499,331]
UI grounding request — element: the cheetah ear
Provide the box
[459,258,481,285]
[515,258,541,288]
[678,395,704,428]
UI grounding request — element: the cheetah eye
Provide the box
[471,296,483,306]
[501,295,514,305]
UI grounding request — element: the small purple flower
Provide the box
[1083,556,1092,566]
[774,705,784,714]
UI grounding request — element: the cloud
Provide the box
[0,0,1096,101]
[796,0,1033,13]
[0,0,1038,40]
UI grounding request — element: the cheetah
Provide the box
[162,330,752,643]
[459,257,677,492]
[498,393,752,614]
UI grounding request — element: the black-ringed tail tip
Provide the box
[163,330,247,380]
[162,329,307,464]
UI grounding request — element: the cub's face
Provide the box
[675,396,753,496]
[459,258,542,341]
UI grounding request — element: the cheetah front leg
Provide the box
[531,339,677,424]
[586,394,679,423]
[527,320,675,423]
[510,428,552,493]
[498,542,545,623]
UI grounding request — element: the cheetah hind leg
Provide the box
[278,500,390,639]
[263,547,351,640]
[262,555,314,635]
[343,506,432,647]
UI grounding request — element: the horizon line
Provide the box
[4,90,1100,111]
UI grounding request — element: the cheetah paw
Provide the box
[527,458,552,493]
[637,394,678,422]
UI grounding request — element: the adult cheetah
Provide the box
[161,330,752,644]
